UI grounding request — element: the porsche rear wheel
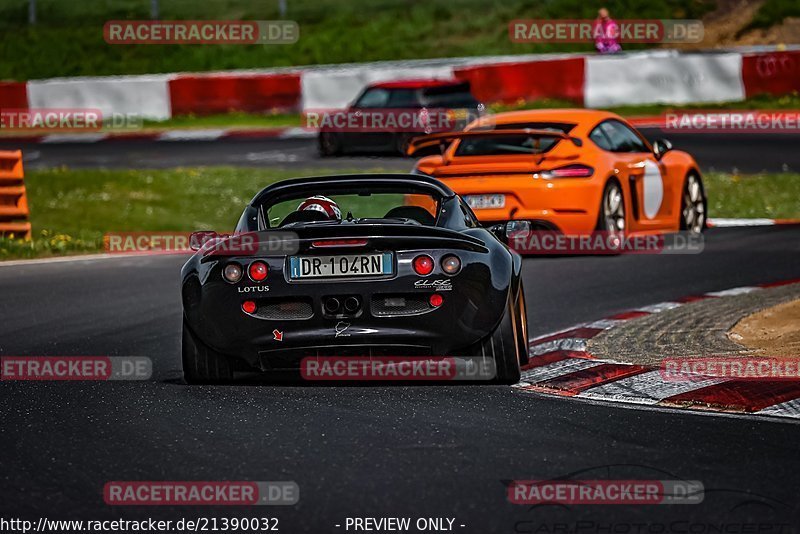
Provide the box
[681,173,707,234]
[182,320,233,384]
[597,180,626,237]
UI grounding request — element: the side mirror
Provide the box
[505,220,532,244]
[653,138,673,160]
[190,231,218,251]
[491,220,532,244]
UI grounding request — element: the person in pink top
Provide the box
[593,8,622,54]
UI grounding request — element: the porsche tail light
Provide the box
[541,164,594,179]
[429,294,444,307]
[242,300,256,314]
[413,255,434,275]
[223,263,243,283]
[441,255,461,275]
[248,261,268,281]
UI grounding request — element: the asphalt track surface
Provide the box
[2,130,800,173]
[2,226,800,532]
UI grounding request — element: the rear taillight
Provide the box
[223,263,243,283]
[429,294,444,307]
[248,261,268,282]
[242,300,256,314]
[441,255,461,275]
[541,164,594,179]
[413,255,434,275]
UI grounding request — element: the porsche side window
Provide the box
[353,88,391,108]
[589,126,613,150]
[598,120,649,153]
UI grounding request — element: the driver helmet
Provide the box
[297,195,342,221]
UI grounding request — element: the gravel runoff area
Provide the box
[731,297,800,357]
[587,283,800,366]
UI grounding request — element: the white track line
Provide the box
[41,133,108,143]
[705,286,759,297]
[157,129,226,141]
[0,252,185,267]
[708,218,778,227]
[277,127,317,139]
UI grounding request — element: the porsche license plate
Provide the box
[289,252,393,279]
[465,194,505,209]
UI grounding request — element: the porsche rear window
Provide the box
[454,134,563,156]
[493,122,576,134]
[454,121,576,156]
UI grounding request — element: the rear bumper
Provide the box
[446,176,603,234]
[182,247,512,370]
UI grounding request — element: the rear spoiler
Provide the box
[406,129,583,157]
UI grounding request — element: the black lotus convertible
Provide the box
[181,174,529,384]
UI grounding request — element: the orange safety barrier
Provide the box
[0,151,31,240]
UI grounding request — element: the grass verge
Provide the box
[0,0,715,80]
[1,167,797,260]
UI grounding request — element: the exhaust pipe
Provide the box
[344,296,361,313]
[324,297,341,314]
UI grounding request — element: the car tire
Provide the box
[182,320,233,384]
[318,132,342,157]
[515,286,530,367]
[680,173,707,234]
[596,179,626,237]
[472,296,521,385]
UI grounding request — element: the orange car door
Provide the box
[596,120,675,231]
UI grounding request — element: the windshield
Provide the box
[265,193,438,227]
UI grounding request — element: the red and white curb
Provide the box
[516,278,800,420]
[0,127,317,144]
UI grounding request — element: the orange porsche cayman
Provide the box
[408,109,707,236]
